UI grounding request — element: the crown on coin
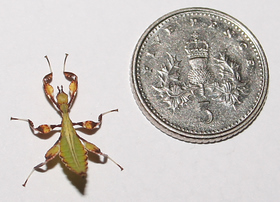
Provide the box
[185,32,208,59]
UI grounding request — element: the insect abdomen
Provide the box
[59,114,88,176]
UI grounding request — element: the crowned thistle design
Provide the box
[152,31,250,115]
[185,31,211,97]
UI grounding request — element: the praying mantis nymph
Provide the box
[11,54,123,187]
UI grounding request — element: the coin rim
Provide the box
[130,7,269,143]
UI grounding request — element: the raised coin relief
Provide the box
[132,8,268,143]
[152,31,250,123]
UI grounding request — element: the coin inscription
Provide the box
[131,8,269,143]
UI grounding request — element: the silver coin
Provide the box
[131,8,269,143]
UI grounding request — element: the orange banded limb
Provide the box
[22,140,60,187]
[44,82,58,109]
[43,54,77,110]
[73,109,118,130]
[43,56,60,110]
[63,53,78,109]
[64,71,78,109]
[78,135,123,171]
[10,117,61,135]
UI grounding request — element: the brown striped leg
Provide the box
[72,109,118,130]
[22,140,60,187]
[78,135,123,171]
[10,117,61,135]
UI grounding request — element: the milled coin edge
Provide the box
[130,7,269,143]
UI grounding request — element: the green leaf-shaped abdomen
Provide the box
[59,114,88,176]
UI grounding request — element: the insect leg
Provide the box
[22,140,60,187]
[78,135,123,171]
[42,55,60,110]
[10,117,61,135]
[62,53,78,109]
[73,109,118,130]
